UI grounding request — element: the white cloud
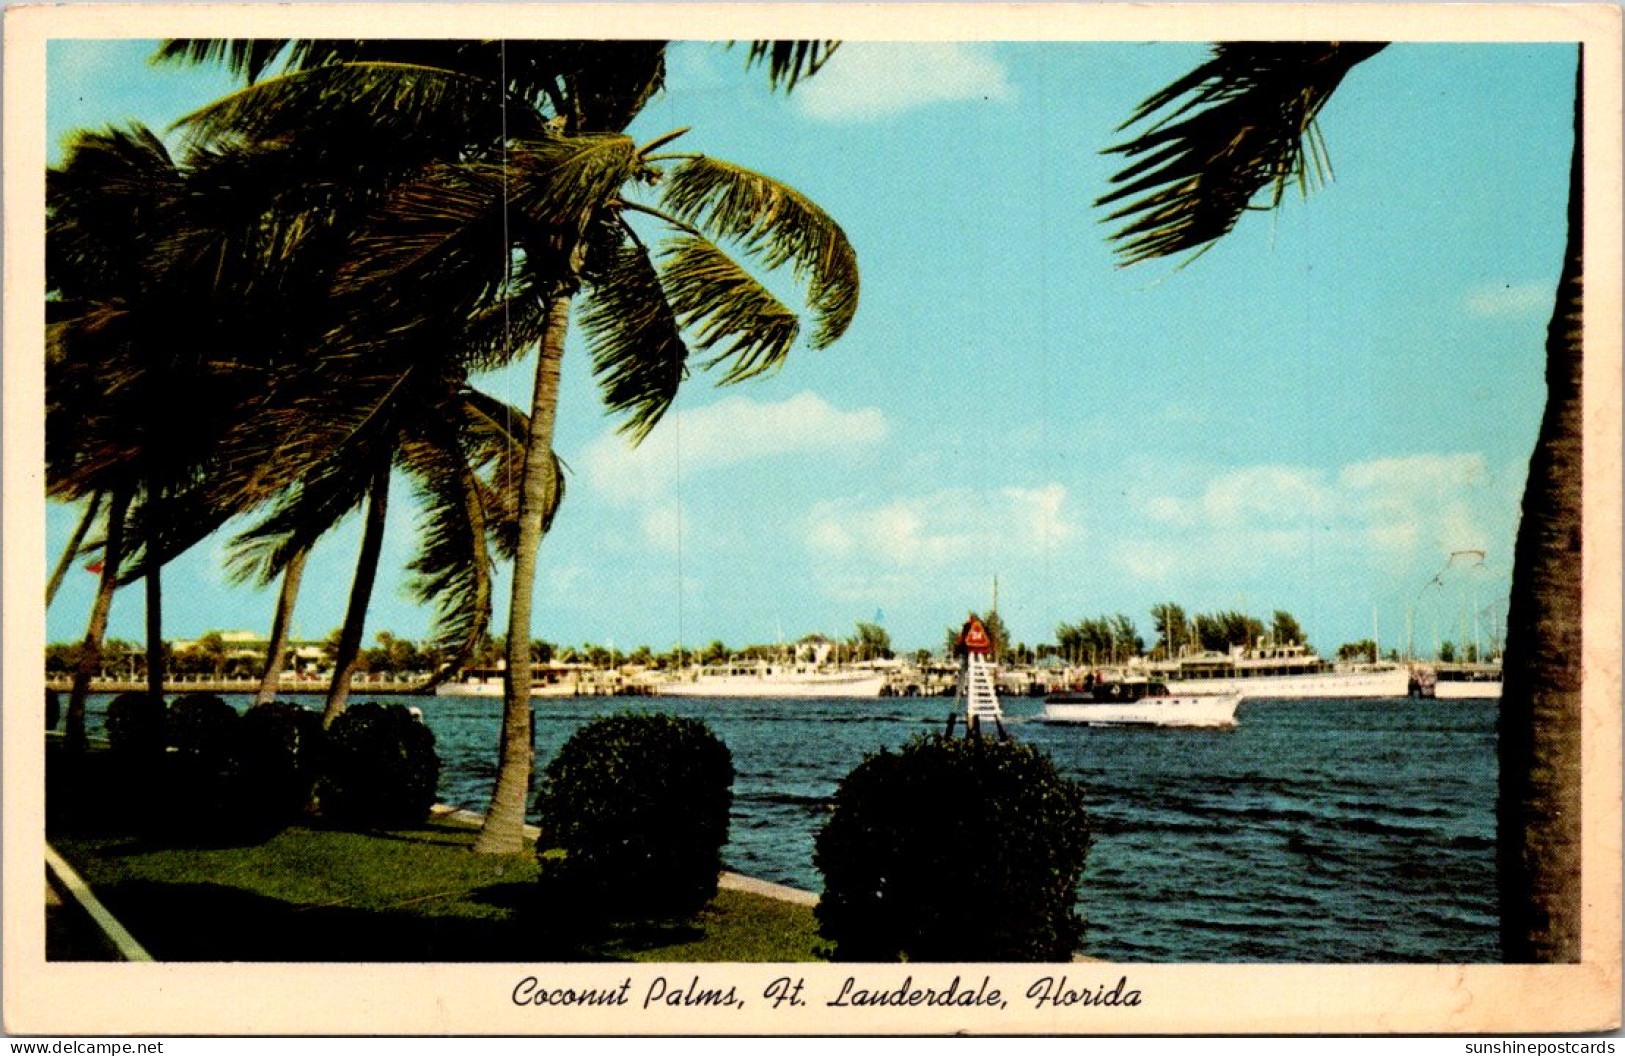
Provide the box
[795,44,1015,122]
[582,390,888,504]
[1117,453,1500,585]
[1465,282,1553,318]
[640,503,683,552]
[1200,465,1329,528]
[546,563,589,598]
[806,484,1081,595]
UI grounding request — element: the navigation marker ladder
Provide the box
[949,616,1006,739]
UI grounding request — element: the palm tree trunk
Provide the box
[1497,54,1584,963]
[475,292,570,855]
[144,492,163,702]
[66,487,130,753]
[321,463,391,727]
[46,491,103,607]
[255,546,310,705]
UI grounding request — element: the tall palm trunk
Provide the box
[46,491,103,607]
[321,463,390,726]
[255,546,309,705]
[475,292,570,855]
[144,489,164,701]
[1497,55,1584,963]
[66,486,131,753]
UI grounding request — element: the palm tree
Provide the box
[1097,42,1583,962]
[45,491,102,607]
[166,39,858,854]
[47,112,537,735]
[252,545,307,704]
[47,124,202,725]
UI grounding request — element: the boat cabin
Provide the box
[1047,679,1172,704]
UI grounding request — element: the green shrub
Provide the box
[318,702,440,830]
[105,691,166,757]
[241,701,325,831]
[535,713,734,924]
[814,734,1092,962]
[166,693,240,755]
[151,694,246,840]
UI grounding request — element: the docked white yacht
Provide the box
[1143,643,1410,699]
[652,659,887,699]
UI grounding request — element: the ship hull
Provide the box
[652,673,887,699]
[1157,666,1410,700]
[1040,692,1240,727]
[1432,679,1503,700]
[434,681,599,698]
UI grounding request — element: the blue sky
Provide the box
[43,39,1575,657]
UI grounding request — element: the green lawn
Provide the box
[46,749,824,963]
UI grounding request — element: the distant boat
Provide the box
[1429,663,1503,700]
[434,664,627,698]
[1040,680,1241,728]
[1144,643,1410,699]
[651,660,887,699]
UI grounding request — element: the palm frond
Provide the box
[580,238,691,443]
[47,125,183,300]
[457,278,555,372]
[163,38,583,123]
[570,41,667,132]
[458,387,531,558]
[1097,42,1387,266]
[154,39,299,83]
[331,162,511,309]
[658,235,799,385]
[741,41,841,91]
[460,387,531,468]
[506,133,640,228]
[398,427,493,670]
[660,155,858,348]
[327,135,637,354]
[198,361,418,557]
[172,61,534,148]
[224,448,382,586]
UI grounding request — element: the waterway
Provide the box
[77,691,1497,962]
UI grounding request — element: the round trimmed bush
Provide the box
[535,713,734,923]
[104,691,166,757]
[814,734,1092,962]
[150,693,246,840]
[167,693,240,755]
[240,700,326,831]
[318,702,440,829]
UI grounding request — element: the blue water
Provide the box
[79,692,1498,962]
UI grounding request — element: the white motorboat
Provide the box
[434,664,624,698]
[1429,664,1503,700]
[1039,680,1241,727]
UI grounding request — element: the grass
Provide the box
[46,747,825,963]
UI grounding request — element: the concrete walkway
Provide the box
[426,804,822,907]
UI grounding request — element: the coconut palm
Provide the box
[166,39,859,854]
[46,124,211,730]
[47,114,536,729]
[252,546,307,704]
[1097,42,1583,962]
[45,491,102,607]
